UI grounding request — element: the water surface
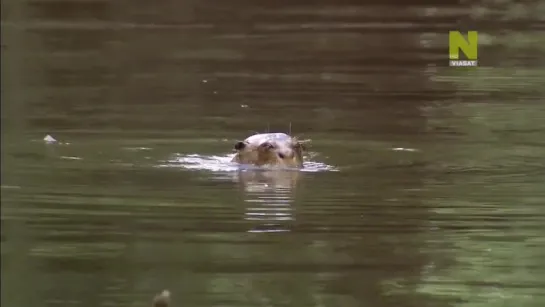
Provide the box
[2,1,545,307]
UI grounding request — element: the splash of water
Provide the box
[157,153,338,172]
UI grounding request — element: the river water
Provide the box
[2,1,544,307]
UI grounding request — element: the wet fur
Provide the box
[232,133,309,168]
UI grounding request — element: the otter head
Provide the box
[232,133,307,168]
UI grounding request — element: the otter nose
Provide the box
[277,149,293,159]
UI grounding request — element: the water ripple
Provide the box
[158,153,339,173]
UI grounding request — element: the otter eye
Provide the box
[278,153,285,159]
[260,142,274,149]
[234,141,246,150]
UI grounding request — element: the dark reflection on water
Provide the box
[2,1,545,307]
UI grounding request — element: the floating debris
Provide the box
[43,134,57,144]
[1,185,21,189]
[60,156,82,160]
[152,290,170,307]
[124,147,153,151]
[392,147,417,152]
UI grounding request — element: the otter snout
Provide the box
[276,147,295,160]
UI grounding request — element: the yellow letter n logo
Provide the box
[449,31,478,67]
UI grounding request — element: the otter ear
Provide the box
[234,141,246,150]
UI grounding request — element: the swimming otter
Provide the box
[232,133,307,168]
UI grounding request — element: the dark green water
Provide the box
[2,1,545,307]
